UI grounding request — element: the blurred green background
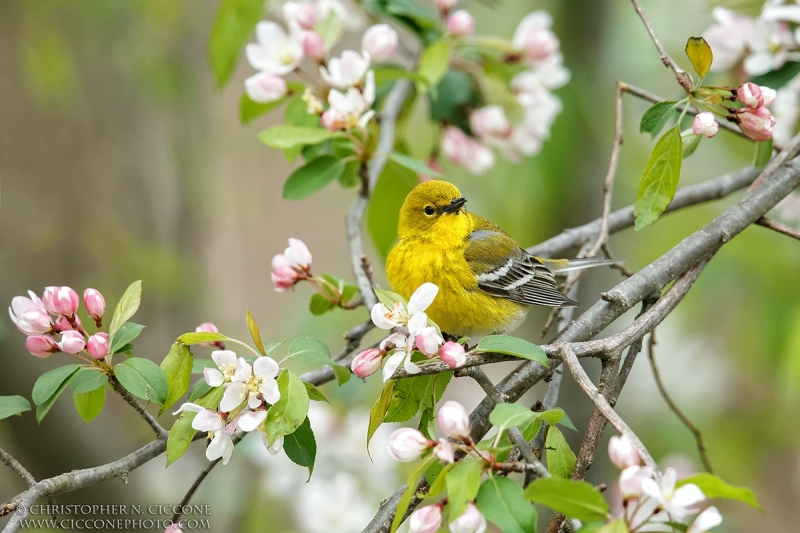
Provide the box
[1,0,799,531]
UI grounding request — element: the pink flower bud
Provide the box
[43,286,79,317]
[447,10,474,36]
[83,288,105,322]
[272,238,312,291]
[86,332,109,360]
[470,105,510,139]
[437,400,470,440]
[433,439,454,463]
[408,505,443,533]
[283,1,316,30]
[352,348,384,377]
[414,327,442,357]
[245,72,288,104]
[737,82,763,109]
[441,126,495,176]
[302,31,326,61]
[608,435,641,469]
[362,24,398,62]
[54,316,73,332]
[58,330,86,355]
[692,112,719,138]
[8,292,53,336]
[285,238,312,271]
[196,322,219,334]
[434,0,458,13]
[618,465,654,500]
[26,335,58,358]
[321,109,337,131]
[386,427,431,462]
[449,503,487,533]
[164,524,183,533]
[440,341,466,368]
[761,86,776,107]
[523,29,559,61]
[738,106,776,141]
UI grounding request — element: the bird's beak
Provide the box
[443,197,467,214]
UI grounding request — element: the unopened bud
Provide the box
[303,31,326,61]
[351,348,384,377]
[447,10,475,36]
[58,330,86,355]
[440,341,467,368]
[83,288,105,326]
[86,332,109,360]
[437,400,470,440]
[26,335,58,358]
[386,427,431,462]
[408,505,443,533]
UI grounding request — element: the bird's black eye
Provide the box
[424,205,435,216]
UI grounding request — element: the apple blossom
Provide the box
[440,341,466,368]
[244,72,287,103]
[742,18,792,76]
[441,126,495,175]
[513,11,559,62]
[470,105,511,140]
[164,524,183,533]
[692,113,719,138]
[687,506,723,533]
[449,503,486,533]
[386,427,431,462]
[608,435,641,469]
[737,82,764,109]
[174,404,237,464]
[246,21,304,76]
[204,350,250,387]
[25,335,58,358]
[86,332,109,360]
[447,10,474,37]
[58,330,86,355]
[703,7,754,71]
[438,400,470,440]
[320,50,370,88]
[322,70,376,130]
[83,288,105,324]
[370,282,438,331]
[9,292,53,336]
[738,106,777,141]
[237,410,267,432]
[266,435,284,455]
[44,286,79,318]
[196,322,219,333]
[361,24,397,62]
[641,467,705,520]
[381,332,419,381]
[414,326,443,357]
[351,348,384,378]
[272,238,312,291]
[618,465,654,500]
[302,31,326,61]
[220,356,281,412]
[409,505,443,533]
[283,1,316,30]
[433,439,454,463]
[761,86,777,107]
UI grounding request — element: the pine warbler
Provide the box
[386,181,615,337]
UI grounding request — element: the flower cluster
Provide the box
[440,9,569,175]
[606,435,722,533]
[175,349,282,465]
[272,238,313,291]
[9,286,108,361]
[352,283,468,381]
[692,81,777,142]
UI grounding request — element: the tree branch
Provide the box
[628,0,692,91]
[108,376,168,440]
[0,448,36,488]
[755,216,800,241]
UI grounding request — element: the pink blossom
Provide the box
[246,21,303,76]
[362,24,398,62]
[441,126,495,175]
[83,288,105,323]
[447,10,474,36]
[9,292,53,336]
[449,503,487,533]
[737,82,764,109]
[438,400,470,440]
[470,105,511,140]
[302,31,326,61]
[386,427,431,462]
[26,335,58,358]
[440,341,466,368]
[513,12,559,62]
[320,50,370,88]
[351,348,384,377]
[54,316,73,332]
[43,286,79,317]
[408,505,443,533]
[738,106,777,141]
[283,1,316,30]
[618,465,654,500]
[244,72,287,103]
[195,322,224,348]
[692,112,719,138]
[608,435,641,469]
[415,326,442,357]
[702,7,754,71]
[164,524,183,533]
[58,330,86,355]
[761,86,777,107]
[433,439,454,463]
[86,333,109,360]
[272,238,312,292]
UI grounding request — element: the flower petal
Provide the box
[382,350,406,382]
[238,410,268,432]
[253,356,280,378]
[172,402,205,416]
[212,350,237,367]
[204,368,225,387]
[192,409,224,432]
[259,377,281,404]
[407,283,438,314]
[220,383,248,413]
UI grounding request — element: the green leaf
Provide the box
[178,332,229,345]
[476,335,548,367]
[368,380,395,455]
[283,95,321,161]
[246,309,267,355]
[33,365,81,423]
[282,155,345,200]
[754,138,773,168]
[639,101,679,138]
[430,69,477,123]
[258,125,342,150]
[677,473,762,510]
[0,395,31,420]
[388,152,443,177]
[187,379,213,402]
[263,370,310,446]
[114,358,169,404]
[542,408,576,431]
[489,403,537,433]
[417,40,451,90]
[597,518,629,533]
[546,426,576,478]
[107,280,142,350]
[391,454,438,533]
[309,293,335,315]
[195,384,225,409]
[576,523,611,533]
[110,322,144,355]
[167,411,197,467]
[681,131,701,159]
[385,373,452,423]
[288,337,333,364]
[191,359,216,374]
[159,342,193,414]
[209,0,265,88]
[331,364,351,385]
[446,459,483,519]
[525,477,610,522]
[69,369,109,394]
[426,461,455,499]
[284,417,317,480]
[240,92,288,124]
[384,0,438,30]
[685,37,713,79]
[304,382,329,403]
[634,125,683,230]
[476,476,538,533]
[373,288,407,308]
[368,159,418,258]
[265,340,284,357]
[73,386,105,423]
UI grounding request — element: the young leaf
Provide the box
[288,337,333,364]
[476,476,538,533]
[0,395,31,420]
[685,37,713,79]
[367,380,395,455]
[70,369,109,394]
[209,0,265,88]
[167,411,197,467]
[754,138,773,168]
[634,125,683,230]
[446,459,483,519]
[187,379,213,402]
[476,335,548,367]
[110,322,145,355]
[33,365,82,423]
[263,370,310,446]
[195,384,226,409]
[178,331,229,345]
[489,403,536,433]
[282,155,345,200]
[73,386,106,423]
[240,92,288,124]
[107,280,142,350]
[676,473,762,510]
[546,426,577,478]
[284,417,317,480]
[639,101,679,138]
[304,382,329,403]
[246,309,267,355]
[682,131,702,159]
[391,454,438,533]
[331,364,351,385]
[597,518,630,533]
[258,125,342,150]
[114,358,169,405]
[417,40,451,90]
[525,477,610,522]
[388,152,443,178]
[426,462,456,499]
[373,288,407,308]
[159,342,194,414]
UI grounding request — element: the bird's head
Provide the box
[397,180,470,241]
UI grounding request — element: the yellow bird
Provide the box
[386,180,615,337]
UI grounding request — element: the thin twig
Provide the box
[749,130,800,190]
[0,448,36,488]
[646,333,714,473]
[615,297,659,394]
[108,376,168,440]
[628,0,692,91]
[755,216,800,241]
[0,501,22,518]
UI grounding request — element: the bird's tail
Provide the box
[534,257,622,274]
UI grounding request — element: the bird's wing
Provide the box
[464,217,576,307]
